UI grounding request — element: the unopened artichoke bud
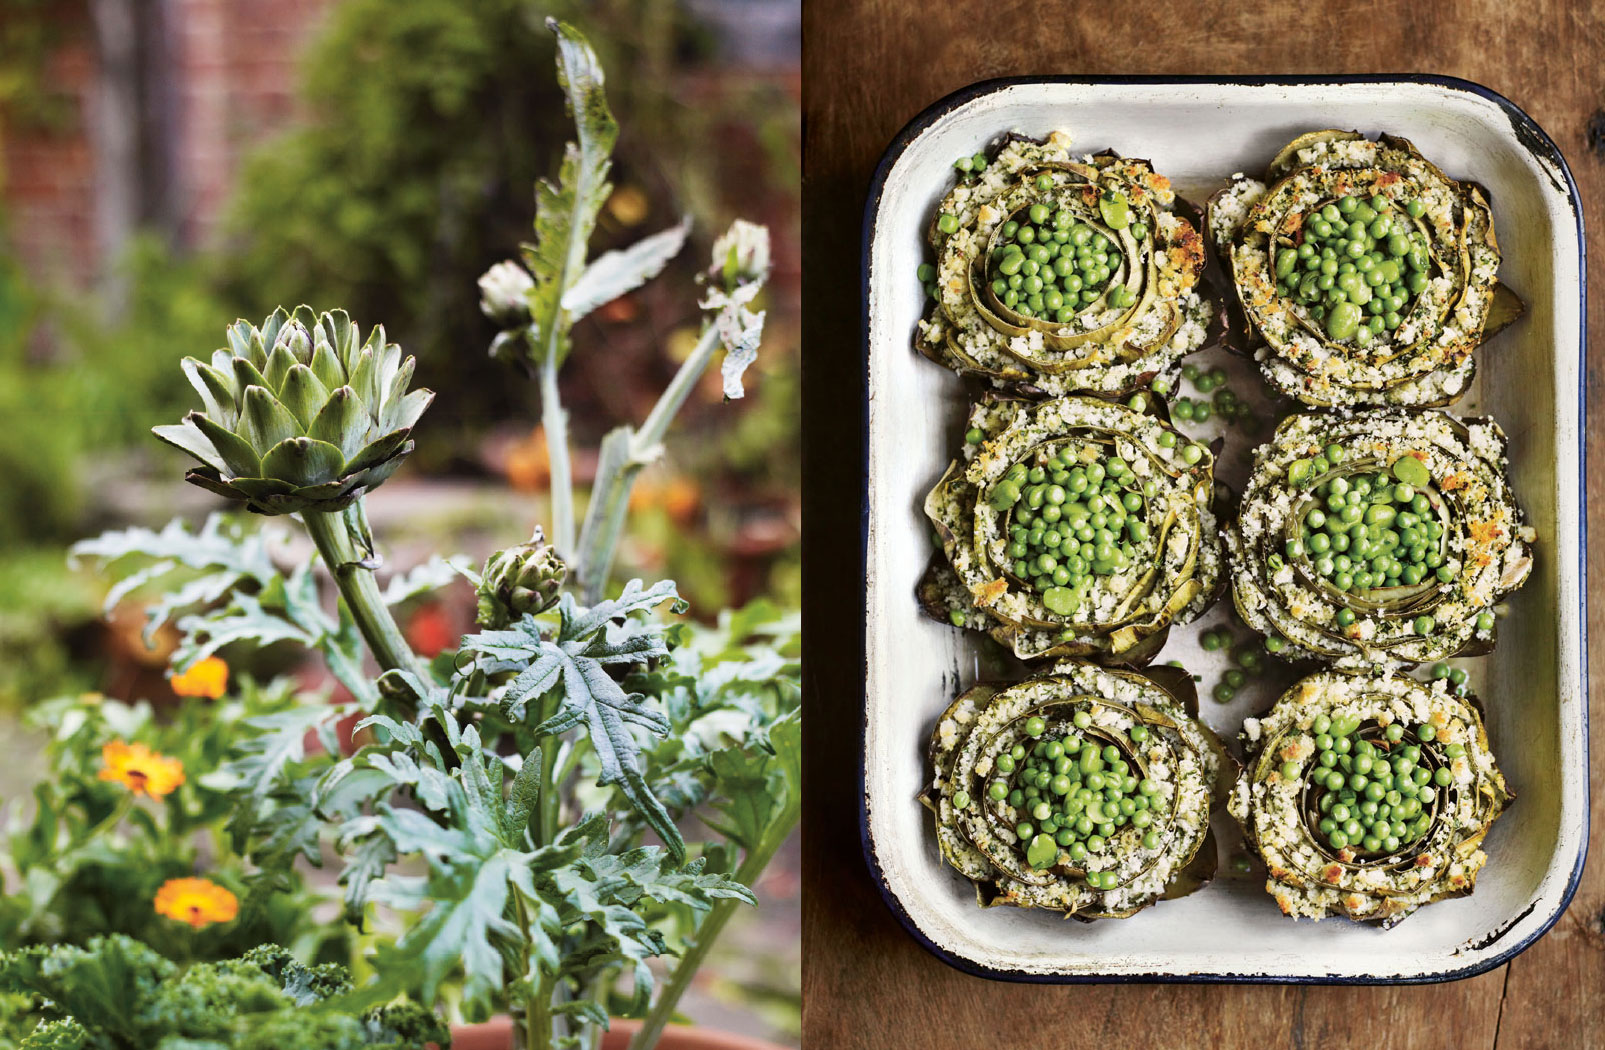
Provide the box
[709,219,770,291]
[476,527,568,627]
[478,261,535,328]
[151,306,433,515]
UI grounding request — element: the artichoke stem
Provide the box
[302,507,431,686]
[574,325,721,601]
[539,353,576,557]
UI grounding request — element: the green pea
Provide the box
[937,213,959,234]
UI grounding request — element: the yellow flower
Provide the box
[98,741,186,798]
[154,877,238,929]
[170,656,229,699]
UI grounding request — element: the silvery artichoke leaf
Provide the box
[561,216,691,322]
[518,20,619,369]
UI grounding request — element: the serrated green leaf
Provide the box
[378,554,468,610]
[172,592,315,671]
[69,513,283,647]
[370,851,518,1019]
[516,20,618,369]
[333,817,397,926]
[504,747,543,843]
[703,748,779,852]
[458,580,687,861]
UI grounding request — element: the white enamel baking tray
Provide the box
[859,77,1587,982]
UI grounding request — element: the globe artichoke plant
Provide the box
[922,660,1231,919]
[1208,130,1524,407]
[914,131,1216,397]
[920,393,1222,665]
[1225,409,1533,668]
[152,306,434,516]
[1231,670,1511,927]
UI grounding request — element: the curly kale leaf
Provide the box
[0,936,437,1049]
[0,935,175,1040]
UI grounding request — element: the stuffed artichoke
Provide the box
[922,661,1230,919]
[153,307,433,515]
[1209,131,1523,407]
[920,394,1222,665]
[1231,670,1510,927]
[915,131,1215,397]
[1226,409,1532,668]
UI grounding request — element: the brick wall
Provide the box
[1,0,335,288]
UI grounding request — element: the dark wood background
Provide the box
[800,1,1605,1045]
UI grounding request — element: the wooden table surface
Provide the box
[800,1,1605,1045]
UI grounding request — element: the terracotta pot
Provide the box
[445,1017,786,1050]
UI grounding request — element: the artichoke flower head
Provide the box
[476,526,568,628]
[154,307,433,515]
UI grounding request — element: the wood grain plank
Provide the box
[801,0,1604,1045]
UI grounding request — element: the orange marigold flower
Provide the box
[99,740,186,798]
[154,877,238,929]
[170,656,229,699]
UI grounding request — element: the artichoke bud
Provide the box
[477,527,567,626]
[152,306,435,516]
[478,261,535,328]
[708,219,771,292]
[279,320,312,362]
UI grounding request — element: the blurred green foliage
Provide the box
[0,237,226,547]
[220,0,579,437]
[0,237,229,706]
[0,682,348,965]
